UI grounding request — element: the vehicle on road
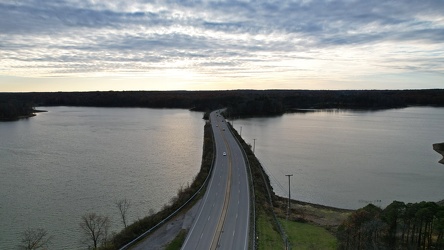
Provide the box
[223,152,227,156]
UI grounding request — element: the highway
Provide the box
[181,110,250,250]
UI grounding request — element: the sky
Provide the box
[0,0,443,92]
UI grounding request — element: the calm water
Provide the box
[232,107,444,209]
[0,107,204,249]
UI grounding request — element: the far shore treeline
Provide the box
[3,89,444,249]
[1,89,444,120]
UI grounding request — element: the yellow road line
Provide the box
[210,125,232,250]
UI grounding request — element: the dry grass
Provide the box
[274,197,352,232]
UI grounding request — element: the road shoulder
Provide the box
[130,199,202,250]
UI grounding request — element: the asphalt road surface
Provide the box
[181,110,250,250]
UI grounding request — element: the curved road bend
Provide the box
[181,110,250,250]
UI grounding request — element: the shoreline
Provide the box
[275,195,354,213]
[0,109,47,122]
[0,114,35,121]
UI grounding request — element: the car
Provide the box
[216,125,218,127]
[223,152,227,156]
[223,128,225,131]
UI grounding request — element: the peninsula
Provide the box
[0,100,43,121]
[433,142,444,164]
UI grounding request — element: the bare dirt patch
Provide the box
[273,196,353,232]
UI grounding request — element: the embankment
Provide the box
[111,120,214,249]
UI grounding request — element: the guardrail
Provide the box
[257,158,290,249]
[227,120,289,249]
[119,120,216,250]
[227,122,256,250]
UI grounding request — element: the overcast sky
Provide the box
[1,0,443,91]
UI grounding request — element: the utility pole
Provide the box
[253,139,256,153]
[285,174,293,220]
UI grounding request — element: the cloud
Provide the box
[0,0,443,90]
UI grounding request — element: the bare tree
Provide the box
[79,213,110,249]
[115,198,131,228]
[18,228,52,250]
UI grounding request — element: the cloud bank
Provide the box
[0,0,443,90]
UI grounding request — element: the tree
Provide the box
[18,228,52,250]
[79,213,110,249]
[115,198,131,228]
[337,204,383,249]
[339,201,444,249]
[435,209,444,249]
[381,201,405,248]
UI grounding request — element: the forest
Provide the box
[0,99,35,121]
[337,200,444,249]
[1,89,444,120]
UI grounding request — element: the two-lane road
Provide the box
[181,110,250,249]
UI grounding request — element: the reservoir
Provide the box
[0,107,204,249]
[232,107,444,209]
[2,106,443,249]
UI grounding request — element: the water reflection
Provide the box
[0,107,204,249]
[234,107,444,209]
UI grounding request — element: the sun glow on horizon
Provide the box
[1,0,443,91]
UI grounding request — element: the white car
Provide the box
[223,152,227,156]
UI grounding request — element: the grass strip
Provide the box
[164,229,188,250]
[279,218,337,250]
[257,209,285,250]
